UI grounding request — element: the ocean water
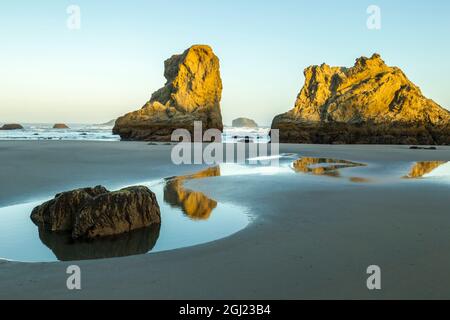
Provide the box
[0,123,119,141]
[0,123,270,143]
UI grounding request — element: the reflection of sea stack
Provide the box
[53,123,69,129]
[0,123,23,130]
[232,118,258,128]
[272,54,450,145]
[292,157,365,177]
[404,161,448,178]
[114,45,223,141]
[164,167,220,220]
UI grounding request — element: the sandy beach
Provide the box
[0,141,449,299]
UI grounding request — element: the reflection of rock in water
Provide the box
[38,224,160,261]
[292,157,366,177]
[405,161,448,178]
[164,167,220,220]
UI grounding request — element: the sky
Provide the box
[1,0,450,126]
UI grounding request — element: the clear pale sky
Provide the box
[1,0,449,125]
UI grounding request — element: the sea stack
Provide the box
[113,45,223,141]
[271,54,450,145]
[232,118,258,128]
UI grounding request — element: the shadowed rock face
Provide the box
[404,161,448,178]
[31,186,161,239]
[164,167,220,220]
[37,224,160,261]
[232,118,258,128]
[113,45,223,141]
[0,124,23,130]
[272,54,450,145]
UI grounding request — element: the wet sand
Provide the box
[1,141,450,299]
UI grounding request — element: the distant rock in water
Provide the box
[232,118,258,128]
[272,54,450,145]
[53,123,69,129]
[0,123,23,130]
[113,45,223,141]
[99,119,116,126]
[31,186,161,240]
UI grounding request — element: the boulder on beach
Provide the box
[271,54,450,145]
[53,123,69,129]
[0,123,23,130]
[31,185,161,240]
[232,118,258,128]
[113,45,223,141]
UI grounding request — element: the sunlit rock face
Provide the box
[164,167,220,220]
[292,157,365,177]
[404,161,448,178]
[272,54,450,144]
[232,118,258,128]
[113,45,223,141]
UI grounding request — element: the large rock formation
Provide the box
[31,186,161,240]
[272,54,450,145]
[232,117,258,128]
[0,124,23,130]
[113,45,223,141]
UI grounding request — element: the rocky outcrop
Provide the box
[0,124,23,130]
[113,45,223,141]
[272,54,450,145]
[292,157,365,177]
[232,118,258,128]
[53,123,69,129]
[31,186,161,239]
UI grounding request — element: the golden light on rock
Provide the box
[404,161,448,179]
[164,167,221,220]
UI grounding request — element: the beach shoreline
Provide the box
[1,141,450,299]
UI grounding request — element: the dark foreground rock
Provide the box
[0,123,23,130]
[31,186,161,239]
[272,54,450,145]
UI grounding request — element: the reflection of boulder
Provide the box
[292,157,365,177]
[164,167,220,220]
[31,186,161,239]
[38,224,160,261]
[404,161,448,178]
